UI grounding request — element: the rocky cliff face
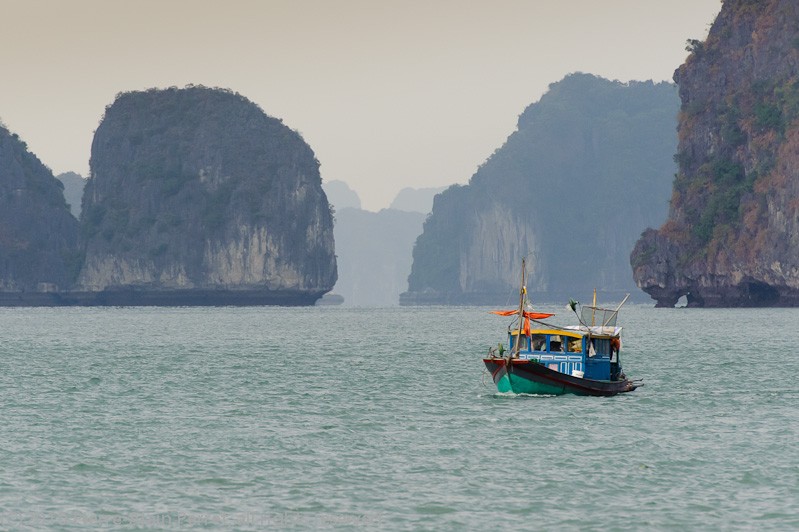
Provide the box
[79,87,336,297]
[389,186,446,213]
[403,74,679,305]
[631,0,799,307]
[56,171,86,218]
[0,126,80,291]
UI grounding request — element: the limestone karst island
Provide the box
[401,73,680,306]
[631,0,799,307]
[5,1,799,308]
[0,87,336,306]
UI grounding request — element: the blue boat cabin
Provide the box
[509,329,622,381]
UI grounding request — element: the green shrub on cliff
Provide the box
[631,0,799,307]
[0,126,80,290]
[79,85,337,293]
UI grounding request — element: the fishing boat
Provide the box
[483,259,641,396]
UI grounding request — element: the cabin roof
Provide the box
[511,325,622,338]
[563,325,622,337]
[527,329,584,339]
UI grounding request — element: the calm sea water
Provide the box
[2,304,799,531]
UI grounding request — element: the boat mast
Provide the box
[603,293,630,327]
[511,257,527,358]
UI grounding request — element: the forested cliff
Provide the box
[0,125,80,292]
[0,87,337,306]
[78,86,336,299]
[631,0,799,307]
[403,74,679,305]
[56,171,86,218]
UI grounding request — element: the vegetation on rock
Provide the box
[79,86,336,294]
[405,73,679,304]
[0,126,80,290]
[631,0,799,307]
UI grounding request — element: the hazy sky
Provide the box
[1,0,721,211]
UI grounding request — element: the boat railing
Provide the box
[580,306,618,327]
[563,325,622,337]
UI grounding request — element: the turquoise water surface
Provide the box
[2,305,799,531]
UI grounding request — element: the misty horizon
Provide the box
[2,0,721,210]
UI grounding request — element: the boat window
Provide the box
[530,334,546,352]
[513,334,529,352]
[566,337,583,353]
[591,338,610,356]
[549,335,565,352]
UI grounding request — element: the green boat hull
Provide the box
[485,358,638,397]
[495,371,569,395]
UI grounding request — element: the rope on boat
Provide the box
[482,347,497,387]
[528,318,576,331]
[481,366,490,387]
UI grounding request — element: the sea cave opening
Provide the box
[744,281,779,306]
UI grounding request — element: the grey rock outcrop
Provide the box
[56,171,86,218]
[0,126,81,291]
[322,180,361,210]
[403,74,679,305]
[389,186,446,213]
[631,0,799,307]
[78,86,336,301]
